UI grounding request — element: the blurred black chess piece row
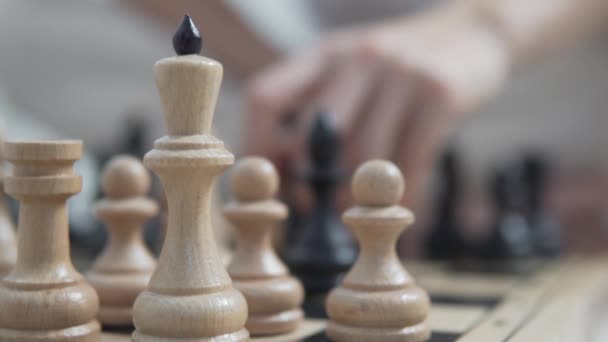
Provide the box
[480,162,535,259]
[523,156,562,256]
[426,147,469,259]
[426,148,561,266]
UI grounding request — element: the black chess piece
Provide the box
[284,111,356,296]
[122,114,149,159]
[480,164,534,260]
[426,147,469,259]
[522,155,561,257]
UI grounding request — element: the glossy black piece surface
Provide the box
[172,15,202,55]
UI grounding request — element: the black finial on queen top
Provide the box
[173,15,202,56]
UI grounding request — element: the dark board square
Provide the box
[304,331,460,342]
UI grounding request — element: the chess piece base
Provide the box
[327,321,430,342]
[247,308,303,336]
[87,271,151,326]
[0,321,101,342]
[326,286,430,327]
[132,329,249,342]
[0,281,100,340]
[132,289,249,340]
[233,276,304,336]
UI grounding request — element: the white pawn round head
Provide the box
[230,157,279,202]
[352,160,404,206]
[102,155,150,199]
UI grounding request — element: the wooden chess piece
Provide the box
[0,139,16,277]
[426,147,468,259]
[326,160,430,342]
[226,157,304,336]
[86,155,158,326]
[285,112,355,294]
[480,165,534,259]
[0,140,100,341]
[522,155,561,256]
[131,15,249,341]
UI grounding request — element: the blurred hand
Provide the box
[245,7,510,210]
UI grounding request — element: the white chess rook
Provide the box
[0,140,101,341]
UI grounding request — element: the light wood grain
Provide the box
[429,304,486,334]
[86,155,158,326]
[419,271,520,298]
[102,319,326,342]
[226,157,304,336]
[0,136,16,277]
[458,262,559,341]
[131,52,248,340]
[0,140,101,341]
[326,160,430,342]
[509,258,608,342]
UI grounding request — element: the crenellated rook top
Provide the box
[4,140,83,197]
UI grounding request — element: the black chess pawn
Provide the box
[522,155,561,256]
[426,147,469,259]
[284,111,356,295]
[480,164,534,260]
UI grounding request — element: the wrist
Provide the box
[472,1,517,70]
[437,0,515,74]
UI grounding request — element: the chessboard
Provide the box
[99,256,608,342]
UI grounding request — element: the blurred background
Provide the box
[1,0,608,262]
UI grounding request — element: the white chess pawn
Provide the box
[87,155,158,326]
[326,160,431,342]
[226,157,304,336]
